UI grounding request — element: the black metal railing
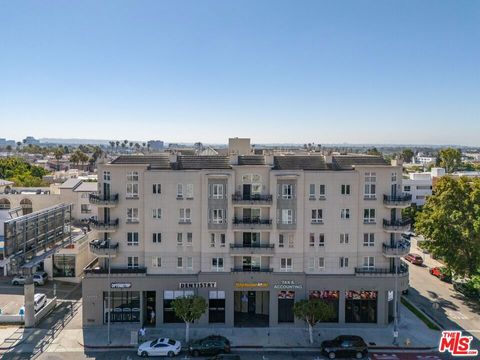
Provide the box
[230,243,275,249]
[90,218,119,229]
[383,218,411,228]
[355,263,409,275]
[232,218,272,225]
[84,266,147,275]
[231,267,273,272]
[383,194,412,204]
[89,240,119,250]
[382,241,410,252]
[231,194,273,202]
[89,193,119,204]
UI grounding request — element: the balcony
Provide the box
[232,218,272,230]
[231,267,273,273]
[84,265,147,275]
[382,241,410,257]
[383,194,412,208]
[383,218,411,233]
[89,240,119,257]
[90,218,119,232]
[230,243,275,255]
[355,263,409,277]
[231,194,273,205]
[89,194,119,207]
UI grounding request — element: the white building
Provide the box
[402,168,445,206]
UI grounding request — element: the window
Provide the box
[152,233,161,243]
[309,184,315,199]
[318,257,325,269]
[319,184,326,198]
[179,208,191,223]
[126,183,139,198]
[281,184,293,199]
[339,257,349,268]
[209,291,226,323]
[341,184,351,195]
[365,172,376,182]
[126,208,139,223]
[103,171,111,181]
[212,209,225,224]
[251,183,262,195]
[311,209,323,223]
[177,257,183,269]
[220,234,226,247]
[288,234,294,248]
[152,257,161,268]
[363,256,375,269]
[81,204,91,213]
[278,234,284,248]
[153,208,161,219]
[127,171,138,182]
[187,232,193,246]
[309,233,315,247]
[363,233,374,247]
[341,208,350,219]
[308,257,315,270]
[127,256,139,269]
[319,233,325,247]
[210,234,216,248]
[186,257,193,270]
[364,172,376,199]
[391,172,397,182]
[404,185,411,192]
[177,184,183,198]
[242,174,261,183]
[280,258,293,271]
[212,257,224,271]
[52,255,75,277]
[363,209,376,223]
[127,232,139,246]
[163,290,194,323]
[153,184,161,194]
[177,233,183,245]
[340,233,349,244]
[186,184,194,199]
[281,209,293,224]
[212,184,224,199]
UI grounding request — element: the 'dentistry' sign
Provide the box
[179,282,217,289]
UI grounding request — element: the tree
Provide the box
[171,295,207,343]
[293,299,335,344]
[5,145,12,154]
[402,205,420,230]
[415,176,480,278]
[439,147,461,173]
[401,148,414,163]
[366,147,382,156]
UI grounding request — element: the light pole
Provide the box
[107,248,111,345]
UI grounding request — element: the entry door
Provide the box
[243,184,251,200]
[243,208,252,222]
[103,182,111,198]
[251,233,260,248]
[391,183,397,197]
[248,292,256,314]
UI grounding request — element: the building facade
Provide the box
[82,151,410,328]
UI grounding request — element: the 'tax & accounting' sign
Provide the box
[179,282,217,289]
[273,280,303,290]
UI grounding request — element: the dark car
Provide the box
[189,336,231,357]
[429,267,452,282]
[209,355,241,360]
[321,335,368,359]
[404,253,423,265]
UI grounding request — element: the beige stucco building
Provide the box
[82,145,411,328]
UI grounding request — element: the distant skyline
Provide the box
[1,1,479,145]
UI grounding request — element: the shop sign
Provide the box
[235,282,269,288]
[345,290,377,300]
[179,282,217,289]
[388,290,394,301]
[273,280,303,290]
[309,290,339,299]
[111,282,132,289]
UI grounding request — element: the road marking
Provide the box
[373,354,399,359]
[416,356,441,359]
[445,310,469,320]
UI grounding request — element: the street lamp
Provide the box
[107,247,111,345]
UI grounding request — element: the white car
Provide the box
[19,293,47,314]
[138,338,182,357]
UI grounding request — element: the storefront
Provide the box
[52,254,76,278]
[103,290,141,323]
[345,291,378,323]
[309,290,340,322]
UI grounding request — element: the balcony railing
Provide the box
[89,240,119,257]
[232,218,273,229]
[355,263,409,276]
[231,194,273,204]
[383,218,411,232]
[230,243,275,255]
[231,267,273,273]
[383,194,412,207]
[90,218,119,231]
[382,241,410,257]
[84,266,147,275]
[89,193,119,206]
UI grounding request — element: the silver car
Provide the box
[12,272,47,286]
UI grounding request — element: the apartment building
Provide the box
[82,147,410,328]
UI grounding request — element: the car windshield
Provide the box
[150,340,158,347]
[168,339,176,346]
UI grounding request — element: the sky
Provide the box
[0,0,479,145]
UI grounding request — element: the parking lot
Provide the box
[0,276,79,315]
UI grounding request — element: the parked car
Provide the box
[189,335,231,357]
[453,279,480,299]
[18,293,47,315]
[209,355,241,360]
[137,338,181,358]
[429,267,452,282]
[404,253,424,266]
[11,273,47,286]
[320,335,368,359]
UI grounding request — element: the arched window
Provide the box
[20,198,33,215]
[0,198,11,210]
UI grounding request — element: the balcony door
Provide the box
[243,184,251,200]
[243,208,260,222]
[243,232,260,247]
[391,183,397,197]
[242,256,260,271]
[103,182,111,198]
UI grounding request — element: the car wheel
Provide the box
[355,351,364,359]
[328,352,336,359]
[192,350,200,357]
[34,282,39,286]
[167,351,175,357]
[141,351,149,358]
[12,281,18,285]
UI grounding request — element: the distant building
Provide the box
[402,167,445,206]
[0,138,16,148]
[23,136,40,145]
[414,155,436,166]
[147,140,164,151]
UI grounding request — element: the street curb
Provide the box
[401,295,444,330]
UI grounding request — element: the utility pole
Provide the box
[393,244,400,346]
[107,249,111,345]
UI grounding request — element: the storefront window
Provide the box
[209,291,225,323]
[345,291,377,323]
[52,255,76,278]
[103,291,140,323]
[309,290,339,322]
[163,290,194,323]
[278,291,295,323]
